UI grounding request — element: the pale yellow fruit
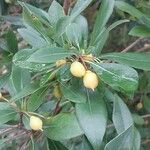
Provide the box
[136,102,143,109]
[83,70,99,90]
[56,59,66,67]
[70,61,86,77]
[53,85,62,99]
[29,116,43,131]
[5,0,12,4]
[0,92,2,99]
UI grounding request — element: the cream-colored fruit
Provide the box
[70,61,86,77]
[0,92,2,99]
[83,70,98,90]
[5,0,12,4]
[29,116,43,131]
[136,102,143,109]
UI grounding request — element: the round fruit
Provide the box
[0,92,2,99]
[83,70,98,90]
[5,0,12,4]
[29,116,43,131]
[53,85,62,99]
[136,102,143,109]
[70,61,86,77]
[56,59,66,67]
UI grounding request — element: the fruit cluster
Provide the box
[70,61,99,91]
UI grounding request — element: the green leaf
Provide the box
[18,28,48,48]
[19,1,51,27]
[71,0,92,20]
[74,15,88,48]
[113,94,133,134]
[104,126,141,150]
[129,25,150,37]
[132,114,144,126]
[90,62,138,93]
[27,87,47,112]
[90,19,129,55]
[75,90,107,150]
[55,16,71,37]
[11,82,40,101]
[48,139,68,150]
[60,79,87,103]
[48,0,65,26]
[115,1,144,19]
[0,102,17,124]
[66,23,82,48]
[44,113,83,141]
[90,0,115,44]
[143,95,150,112]
[100,52,150,71]
[20,2,51,43]
[7,65,30,96]
[0,74,9,89]
[5,30,18,54]
[27,46,75,63]
[13,48,54,71]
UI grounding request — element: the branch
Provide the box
[121,37,143,53]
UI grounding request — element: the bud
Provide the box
[53,85,62,99]
[56,59,66,67]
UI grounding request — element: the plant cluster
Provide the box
[0,0,150,149]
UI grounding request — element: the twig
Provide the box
[137,45,150,52]
[63,0,71,15]
[121,37,143,53]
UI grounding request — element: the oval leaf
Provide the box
[76,90,107,150]
[100,52,150,71]
[90,62,138,93]
[44,113,83,141]
[113,94,133,134]
[104,125,141,150]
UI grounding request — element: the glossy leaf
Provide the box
[27,46,75,63]
[71,0,92,20]
[129,25,150,38]
[27,87,47,112]
[91,19,129,55]
[13,48,54,71]
[60,79,87,103]
[44,113,83,141]
[90,0,115,44]
[0,74,9,89]
[90,62,138,93]
[66,23,82,48]
[113,94,133,134]
[48,0,65,26]
[5,30,18,54]
[115,1,144,19]
[48,139,68,150]
[74,15,88,48]
[76,90,107,150]
[104,125,141,150]
[0,102,17,124]
[100,52,150,71]
[18,28,48,48]
[7,65,30,96]
[11,82,40,101]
